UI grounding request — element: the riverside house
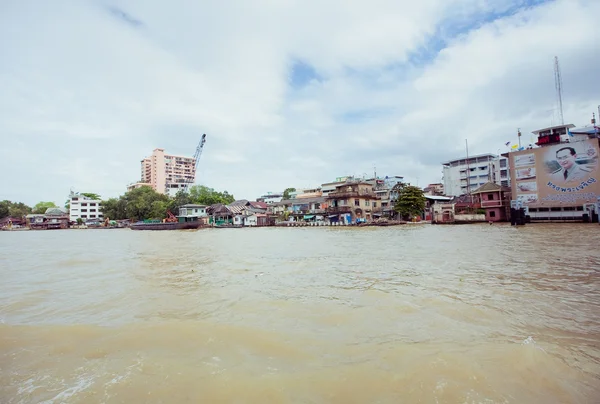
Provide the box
[326,181,380,224]
[177,204,208,225]
[471,182,511,222]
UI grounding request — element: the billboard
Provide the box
[510,139,600,207]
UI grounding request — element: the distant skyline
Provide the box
[1,0,599,205]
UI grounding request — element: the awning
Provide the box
[569,126,599,135]
[303,215,315,219]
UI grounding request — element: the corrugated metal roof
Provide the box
[250,201,268,209]
[228,205,246,214]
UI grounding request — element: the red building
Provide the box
[472,182,511,222]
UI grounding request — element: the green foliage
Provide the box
[101,197,127,220]
[476,208,486,215]
[81,193,101,200]
[76,218,84,225]
[282,187,296,200]
[0,200,32,219]
[100,185,233,222]
[121,186,170,221]
[189,185,235,206]
[32,201,58,214]
[393,183,426,220]
[168,190,192,215]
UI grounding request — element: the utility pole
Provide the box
[554,56,564,125]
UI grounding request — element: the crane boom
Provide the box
[183,134,207,193]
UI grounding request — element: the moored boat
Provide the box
[130,221,204,231]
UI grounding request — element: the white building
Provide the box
[257,192,283,205]
[69,192,103,222]
[442,153,509,196]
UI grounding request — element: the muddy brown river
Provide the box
[1,224,599,403]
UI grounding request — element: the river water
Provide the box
[1,224,599,403]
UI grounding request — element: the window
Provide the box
[90,203,96,206]
[500,159,507,168]
[373,202,377,208]
[489,211,496,218]
[81,209,87,212]
[354,199,360,206]
[90,215,96,218]
[81,203,87,206]
[487,193,495,200]
[365,200,370,207]
[81,215,87,218]
[90,209,96,212]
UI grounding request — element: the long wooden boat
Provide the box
[130,221,204,231]
[213,224,243,228]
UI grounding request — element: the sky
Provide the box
[1,0,599,205]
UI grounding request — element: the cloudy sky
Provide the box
[1,0,598,205]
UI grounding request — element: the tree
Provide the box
[122,186,170,221]
[0,201,9,219]
[81,193,101,200]
[282,187,296,200]
[32,201,58,214]
[189,185,235,206]
[168,190,192,215]
[9,201,32,218]
[1,200,33,218]
[393,183,426,220]
[101,197,127,220]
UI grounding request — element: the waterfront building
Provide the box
[471,182,511,222]
[177,204,208,225]
[326,181,380,224]
[423,183,444,195]
[131,148,197,196]
[27,207,70,230]
[364,175,404,216]
[507,123,600,222]
[69,192,103,222]
[442,154,509,196]
[257,192,283,205]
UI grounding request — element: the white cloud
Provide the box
[0,0,598,205]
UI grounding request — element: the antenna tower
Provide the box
[554,56,564,125]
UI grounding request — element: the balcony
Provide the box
[291,209,326,215]
[327,206,352,214]
[481,200,509,208]
[328,190,377,199]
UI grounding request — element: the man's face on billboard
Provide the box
[556,149,576,170]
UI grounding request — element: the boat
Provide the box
[130,210,206,231]
[130,221,204,231]
[213,224,243,228]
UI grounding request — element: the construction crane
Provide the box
[183,134,207,193]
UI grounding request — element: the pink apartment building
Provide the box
[128,148,196,195]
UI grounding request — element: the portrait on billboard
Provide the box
[544,142,598,184]
[514,153,535,167]
[516,167,536,180]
